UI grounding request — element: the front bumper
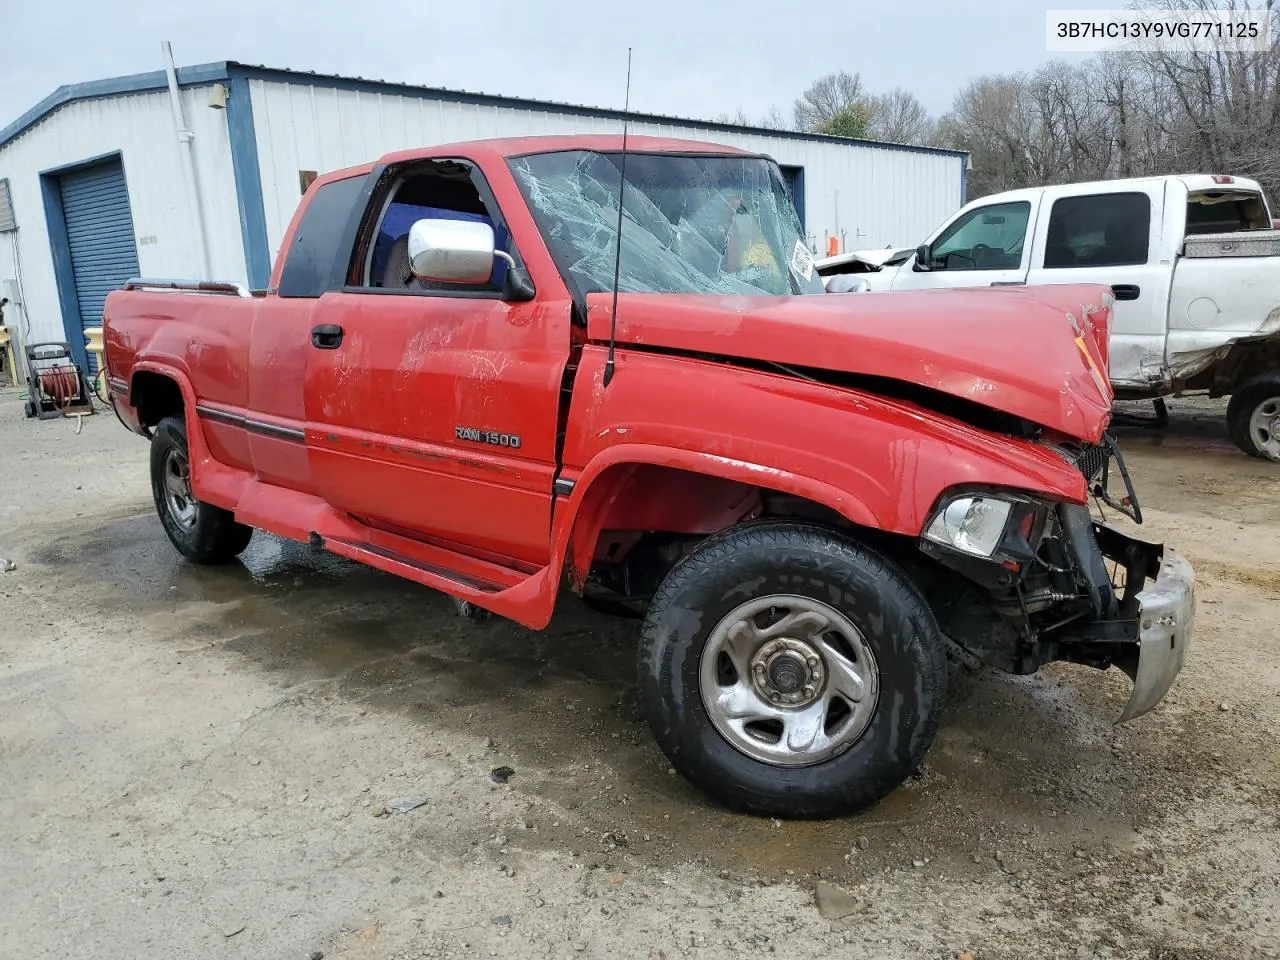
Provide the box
[1116,552,1195,723]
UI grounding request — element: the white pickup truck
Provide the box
[818,174,1280,461]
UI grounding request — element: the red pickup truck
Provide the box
[103,135,1194,819]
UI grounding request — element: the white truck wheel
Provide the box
[1227,373,1280,461]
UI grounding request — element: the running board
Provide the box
[319,533,556,628]
[232,477,558,629]
[324,536,505,594]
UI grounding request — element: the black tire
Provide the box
[638,521,946,819]
[1227,373,1280,461]
[150,416,253,564]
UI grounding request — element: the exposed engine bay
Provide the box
[907,436,1161,671]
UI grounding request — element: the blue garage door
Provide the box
[59,160,139,374]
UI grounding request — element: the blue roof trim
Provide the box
[2,58,967,161]
[228,64,968,160]
[0,63,230,150]
[224,71,271,289]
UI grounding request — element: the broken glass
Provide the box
[509,150,824,298]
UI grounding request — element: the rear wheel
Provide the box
[637,521,947,819]
[150,416,253,563]
[1227,373,1280,461]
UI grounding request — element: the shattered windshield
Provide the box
[508,150,824,297]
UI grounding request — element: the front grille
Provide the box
[1076,443,1108,483]
[1068,434,1143,523]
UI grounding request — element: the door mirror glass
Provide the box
[914,243,932,271]
[407,218,496,284]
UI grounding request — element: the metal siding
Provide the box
[0,88,246,350]
[57,160,139,373]
[248,79,963,267]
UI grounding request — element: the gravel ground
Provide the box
[1,387,1277,960]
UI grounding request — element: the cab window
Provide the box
[354,159,519,295]
[278,174,369,298]
[926,201,1030,271]
[1043,193,1150,268]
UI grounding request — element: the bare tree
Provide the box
[866,89,934,144]
[936,75,1044,195]
[793,72,868,132]
[710,106,795,131]
[935,0,1280,199]
[710,108,754,126]
[725,0,1280,202]
[1092,54,1140,178]
[1130,0,1280,192]
[760,105,793,131]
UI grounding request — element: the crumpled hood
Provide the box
[586,284,1115,442]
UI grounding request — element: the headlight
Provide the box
[924,496,1012,558]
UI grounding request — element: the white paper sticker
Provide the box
[790,239,815,282]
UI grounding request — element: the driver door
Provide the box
[891,198,1039,292]
[303,157,572,567]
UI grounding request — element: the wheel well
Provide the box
[1212,334,1280,396]
[130,372,185,428]
[568,463,914,599]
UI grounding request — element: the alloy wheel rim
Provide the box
[698,594,879,767]
[163,448,198,530]
[1250,396,1280,460]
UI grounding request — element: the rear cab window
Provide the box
[1185,189,1271,235]
[277,175,370,298]
[1043,193,1151,269]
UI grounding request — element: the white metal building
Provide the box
[0,61,967,373]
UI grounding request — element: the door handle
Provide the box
[311,324,344,349]
[1111,284,1141,301]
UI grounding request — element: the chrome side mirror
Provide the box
[407,218,513,284]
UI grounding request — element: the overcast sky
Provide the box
[1,0,1110,133]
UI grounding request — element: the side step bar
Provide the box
[323,536,505,594]
[228,476,558,628]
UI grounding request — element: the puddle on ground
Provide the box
[23,510,1192,881]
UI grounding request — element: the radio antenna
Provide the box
[602,47,632,389]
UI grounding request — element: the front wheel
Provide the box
[637,521,947,819]
[1227,373,1280,461]
[150,416,254,564]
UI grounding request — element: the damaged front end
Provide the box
[922,437,1195,723]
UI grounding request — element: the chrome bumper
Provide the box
[1116,552,1195,723]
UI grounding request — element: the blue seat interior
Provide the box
[372,203,511,287]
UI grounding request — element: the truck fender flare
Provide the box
[128,363,219,502]
[551,442,881,586]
